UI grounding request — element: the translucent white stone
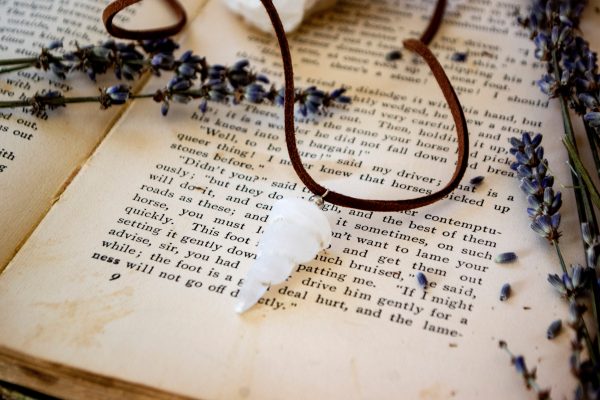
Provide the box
[236,197,331,313]
[224,0,337,33]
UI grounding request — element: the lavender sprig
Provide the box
[519,0,600,234]
[509,132,562,245]
[510,131,600,396]
[0,39,352,118]
[499,341,551,400]
[0,76,350,119]
[519,0,600,329]
[0,38,350,118]
[0,38,180,80]
[511,1,600,394]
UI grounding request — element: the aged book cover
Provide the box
[0,0,595,398]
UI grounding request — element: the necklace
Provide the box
[102,0,469,313]
[235,0,469,312]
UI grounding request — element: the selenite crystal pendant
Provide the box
[236,197,331,313]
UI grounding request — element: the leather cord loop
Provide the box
[259,0,469,212]
[103,0,187,40]
[101,0,468,212]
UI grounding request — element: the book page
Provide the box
[0,0,587,398]
[0,0,205,268]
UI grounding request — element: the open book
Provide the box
[0,0,590,398]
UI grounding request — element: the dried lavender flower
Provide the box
[495,252,518,264]
[469,176,485,186]
[514,3,600,398]
[546,319,562,339]
[385,50,402,61]
[500,283,511,301]
[0,54,351,119]
[499,340,549,398]
[0,38,181,81]
[416,272,427,289]
[509,132,562,243]
[547,264,589,299]
[100,84,131,108]
[451,52,468,62]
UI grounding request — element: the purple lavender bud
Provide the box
[567,301,582,325]
[571,265,584,288]
[520,178,540,195]
[232,59,250,70]
[517,165,533,178]
[177,63,196,79]
[167,77,191,92]
[199,99,208,113]
[587,246,598,269]
[416,272,428,289]
[385,50,402,61]
[500,283,511,301]
[562,273,574,291]
[546,319,562,339]
[581,223,593,245]
[179,50,193,63]
[541,175,554,189]
[550,213,561,229]
[256,74,270,84]
[105,84,130,104]
[151,54,175,70]
[548,274,567,295]
[451,52,468,62]
[534,144,544,158]
[584,112,600,128]
[579,93,598,109]
[531,217,550,237]
[245,83,265,103]
[539,215,554,234]
[306,100,320,114]
[47,40,63,50]
[160,102,169,116]
[515,151,530,166]
[330,88,347,99]
[513,356,526,374]
[550,193,562,213]
[298,103,308,118]
[543,187,554,204]
[469,176,485,186]
[509,137,522,148]
[495,252,518,264]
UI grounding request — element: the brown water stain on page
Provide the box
[28,287,134,348]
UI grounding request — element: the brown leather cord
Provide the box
[260,0,469,212]
[103,0,187,40]
[420,0,446,45]
[100,0,467,212]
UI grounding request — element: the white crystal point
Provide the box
[236,197,332,313]
[224,0,337,33]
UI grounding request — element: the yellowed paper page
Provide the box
[0,0,205,268]
[0,0,587,398]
